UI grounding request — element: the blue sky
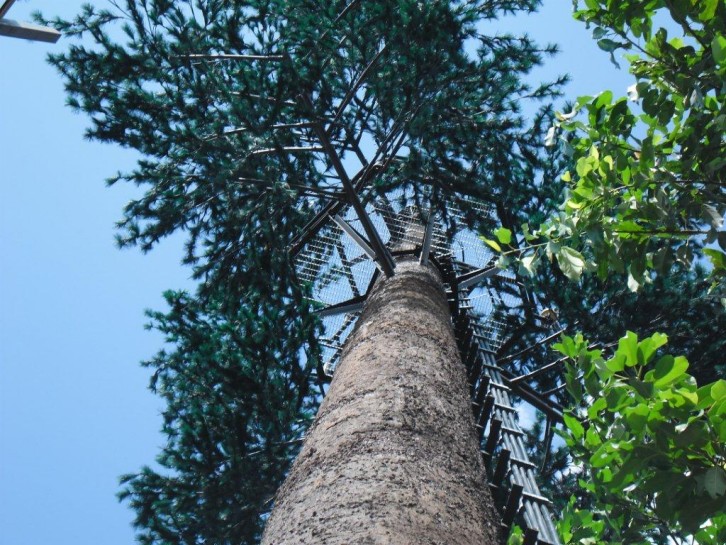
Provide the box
[0,2,633,544]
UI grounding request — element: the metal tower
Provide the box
[174,4,570,541]
[291,188,565,545]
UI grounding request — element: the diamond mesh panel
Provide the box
[293,193,525,374]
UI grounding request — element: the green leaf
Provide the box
[564,413,585,441]
[557,247,586,281]
[627,271,641,292]
[637,332,668,364]
[590,443,616,468]
[507,524,524,545]
[592,26,608,40]
[696,383,715,409]
[712,35,726,65]
[597,38,622,52]
[594,90,613,109]
[482,238,501,252]
[653,355,689,387]
[585,426,602,448]
[605,386,628,410]
[630,378,655,398]
[704,248,726,270]
[605,353,626,373]
[625,404,649,432]
[494,227,512,245]
[699,0,718,21]
[519,254,538,277]
[704,468,726,499]
[617,331,639,367]
[588,397,607,419]
[712,380,726,401]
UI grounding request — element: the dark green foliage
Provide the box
[41,1,565,274]
[41,1,566,543]
[41,1,725,542]
[118,286,320,544]
[535,264,726,385]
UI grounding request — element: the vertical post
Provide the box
[261,258,501,544]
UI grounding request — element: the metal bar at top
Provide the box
[317,294,366,318]
[0,18,61,43]
[178,53,285,61]
[419,210,436,266]
[299,93,395,277]
[457,265,500,289]
[332,215,377,263]
[0,0,17,19]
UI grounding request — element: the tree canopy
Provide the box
[41,1,565,542]
[502,2,726,543]
[40,0,724,543]
[521,0,725,294]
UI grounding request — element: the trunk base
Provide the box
[262,258,500,544]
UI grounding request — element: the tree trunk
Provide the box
[261,257,501,544]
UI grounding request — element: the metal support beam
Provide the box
[457,265,499,289]
[509,357,566,385]
[497,329,565,364]
[0,0,17,19]
[332,214,377,263]
[0,19,60,43]
[419,210,436,266]
[504,378,563,423]
[316,294,367,318]
[540,417,555,474]
[503,484,523,527]
[299,93,395,277]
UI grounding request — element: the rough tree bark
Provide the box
[261,257,501,544]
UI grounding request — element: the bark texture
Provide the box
[262,258,500,544]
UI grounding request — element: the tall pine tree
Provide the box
[42,1,564,542]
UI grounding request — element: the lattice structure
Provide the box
[294,193,502,374]
[452,281,562,545]
[292,192,564,544]
[169,3,568,540]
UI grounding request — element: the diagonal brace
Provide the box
[317,294,367,318]
[298,93,395,277]
[332,215,378,264]
[457,266,500,289]
[419,210,436,266]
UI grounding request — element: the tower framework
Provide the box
[168,3,571,540]
[291,192,564,545]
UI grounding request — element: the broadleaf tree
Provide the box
[40,1,567,542]
[520,0,725,293]
[492,2,726,543]
[554,331,726,545]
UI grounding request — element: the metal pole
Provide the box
[419,210,435,266]
[0,19,61,43]
[298,93,395,277]
[0,0,17,19]
[332,215,377,263]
